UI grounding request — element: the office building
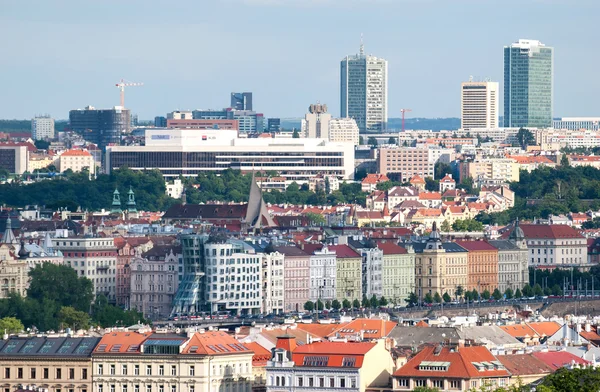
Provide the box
[302,103,332,139]
[341,42,388,133]
[267,118,281,132]
[192,108,264,133]
[0,144,28,174]
[329,118,360,145]
[106,129,355,184]
[31,116,55,140]
[69,106,130,150]
[167,110,193,120]
[553,117,600,131]
[461,80,499,129]
[377,147,434,179]
[166,119,238,130]
[231,92,253,110]
[154,116,167,127]
[504,39,553,128]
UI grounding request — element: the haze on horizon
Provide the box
[1,0,598,121]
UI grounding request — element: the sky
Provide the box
[1,0,599,121]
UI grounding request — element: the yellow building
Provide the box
[330,245,362,302]
[29,153,56,171]
[0,336,100,392]
[377,242,415,306]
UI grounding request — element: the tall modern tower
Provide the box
[504,39,553,128]
[231,92,253,111]
[341,40,388,133]
[302,103,332,139]
[461,79,499,129]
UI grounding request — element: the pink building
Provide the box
[277,246,310,312]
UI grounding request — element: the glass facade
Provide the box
[504,40,553,128]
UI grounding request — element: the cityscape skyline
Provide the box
[1,0,598,121]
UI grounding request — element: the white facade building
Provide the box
[262,251,285,314]
[302,103,332,139]
[553,117,600,131]
[204,239,262,315]
[308,247,337,302]
[329,118,360,145]
[358,247,383,299]
[106,129,355,184]
[461,80,499,130]
[31,116,55,140]
[166,178,185,199]
[52,236,118,303]
[341,43,388,133]
[167,110,193,119]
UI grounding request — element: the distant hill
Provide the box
[281,117,462,132]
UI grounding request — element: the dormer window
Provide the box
[277,352,284,362]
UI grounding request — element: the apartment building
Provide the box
[378,147,433,179]
[31,116,55,140]
[0,244,28,298]
[262,251,285,314]
[377,243,415,306]
[459,159,520,183]
[115,237,154,309]
[308,246,337,302]
[488,223,529,293]
[129,245,181,320]
[93,331,254,392]
[53,236,118,303]
[276,246,310,313]
[515,224,588,267]
[456,240,499,293]
[328,118,360,145]
[0,336,100,392]
[330,245,362,302]
[59,149,96,174]
[348,240,383,300]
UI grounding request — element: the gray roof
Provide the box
[456,325,525,348]
[388,326,460,348]
[401,242,467,254]
[0,336,101,357]
[487,240,520,251]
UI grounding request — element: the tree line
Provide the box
[0,263,147,332]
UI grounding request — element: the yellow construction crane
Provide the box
[115,79,143,108]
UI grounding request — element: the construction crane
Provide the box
[400,108,412,132]
[115,79,143,108]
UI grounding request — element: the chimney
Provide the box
[585,323,591,332]
[275,333,297,353]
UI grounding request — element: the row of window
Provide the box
[271,375,357,389]
[98,364,194,376]
[3,366,86,380]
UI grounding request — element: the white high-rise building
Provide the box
[31,116,54,140]
[301,103,331,139]
[341,41,388,133]
[461,80,499,130]
[329,118,360,145]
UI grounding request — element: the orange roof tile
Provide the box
[327,319,397,340]
[94,331,151,353]
[182,331,253,355]
[291,341,375,368]
[296,323,347,339]
[409,175,426,184]
[527,321,561,337]
[62,149,92,157]
[245,342,272,367]
[419,192,442,200]
[498,324,538,338]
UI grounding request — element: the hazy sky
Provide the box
[1,0,598,120]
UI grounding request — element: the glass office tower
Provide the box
[504,39,553,128]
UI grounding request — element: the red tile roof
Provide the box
[245,342,271,367]
[419,192,442,200]
[62,149,92,157]
[498,324,538,339]
[527,321,561,337]
[94,331,151,353]
[455,240,498,252]
[532,351,590,370]
[362,174,390,184]
[410,175,426,184]
[440,175,456,183]
[519,224,584,239]
[291,341,375,368]
[496,354,553,376]
[328,319,397,340]
[182,331,253,355]
[394,345,510,379]
[377,242,408,255]
[328,245,360,258]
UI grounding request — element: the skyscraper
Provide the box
[504,39,553,128]
[31,116,55,140]
[341,41,388,133]
[231,92,253,111]
[69,106,130,150]
[461,79,499,130]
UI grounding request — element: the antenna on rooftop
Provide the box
[359,33,365,56]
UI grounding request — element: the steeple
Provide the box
[425,222,443,251]
[126,186,137,213]
[111,188,122,214]
[2,217,17,245]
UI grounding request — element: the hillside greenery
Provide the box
[0,119,68,134]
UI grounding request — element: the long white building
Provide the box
[106,129,355,184]
[461,80,499,129]
[553,117,600,131]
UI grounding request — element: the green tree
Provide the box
[424,293,434,304]
[522,284,534,297]
[361,295,370,308]
[58,306,91,330]
[92,295,147,327]
[433,292,442,303]
[441,220,451,232]
[379,296,388,307]
[533,283,543,296]
[352,299,361,309]
[28,264,93,312]
[367,137,378,148]
[303,301,314,311]
[504,287,514,299]
[331,299,341,310]
[540,366,600,392]
[324,300,332,310]
[413,387,440,392]
[405,292,419,306]
[434,162,452,179]
[342,299,351,309]
[305,212,326,226]
[482,290,491,300]
[369,294,379,308]
[34,140,50,150]
[464,291,472,301]
[315,300,324,311]
[455,285,464,299]
[0,317,24,334]
[471,289,479,301]
[442,292,452,303]
[516,128,535,149]
[492,288,502,301]
[551,284,563,296]
[292,129,300,138]
[514,288,523,299]
[560,154,569,167]
[452,219,484,232]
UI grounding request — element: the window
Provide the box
[319,378,325,387]
[82,369,88,379]
[110,364,116,375]
[146,365,152,376]
[340,378,346,388]
[43,368,49,379]
[56,368,62,379]
[350,378,357,388]
[171,387,176,392]
[297,377,303,387]
[31,368,36,379]
[171,365,177,376]
[308,377,314,387]
[16,367,23,379]
[415,380,426,387]
[4,368,9,378]
[159,365,164,376]
[159,386,164,392]
[147,387,152,392]
[397,379,408,387]
[123,386,128,392]
[189,387,194,392]
[99,387,103,392]
[189,366,195,376]
[134,387,139,392]
[134,365,139,375]
[98,364,104,375]
[432,380,444,388]
[69,368,75,379]
[471,381,477,389]
[450,380,461,389]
